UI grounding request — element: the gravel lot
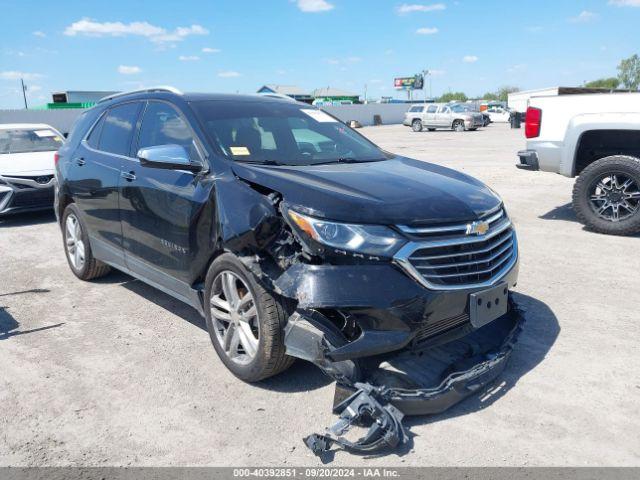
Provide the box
[1,123,639,467]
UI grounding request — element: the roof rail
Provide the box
[98,86,182,103]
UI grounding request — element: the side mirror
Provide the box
[137,144,201,172]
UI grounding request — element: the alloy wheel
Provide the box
[65,214,86,270]
[210,271,260,365]
[588,173,640,222]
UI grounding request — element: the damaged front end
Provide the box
[218,166,523,458]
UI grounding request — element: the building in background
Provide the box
[47,90,119,109]
[256,85,313,103]
[311,87,360,106]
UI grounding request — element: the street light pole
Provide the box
[20,78,28,109]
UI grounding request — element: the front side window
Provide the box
[426,105,438,113]
[192,101,392,166]
[137,102,199,161]
[98,102,141,156]
[0,128,63,154]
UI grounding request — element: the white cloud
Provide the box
[416,27,438,34]
[178,55,200,61]
[117,65,142,74]
[462,55,478,63]
[609,0,640,6]
[397,3,446,14]
[0,71,42,80]
[201,47,220,53]
[569,10,597,22]
[64,18,208,43]
[32,31,46,37]
[295,0,334,12]
[218,70,241,78]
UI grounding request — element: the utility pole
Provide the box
[20,78,28,109]
[364,84,367,103]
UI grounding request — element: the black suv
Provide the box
[55,87,522,423]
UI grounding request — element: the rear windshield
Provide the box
[191,100,392,166]
[0,128,63,154]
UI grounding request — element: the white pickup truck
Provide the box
[517,92,640,235]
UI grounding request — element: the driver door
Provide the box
[119,100,210,297]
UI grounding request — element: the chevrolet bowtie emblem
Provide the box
[466,220,489,236]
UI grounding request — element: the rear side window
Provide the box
[408,106,423,113]
[427,105,438,113]
[86,113,105,149]
[137,101,199,161]
[98,102,141,156]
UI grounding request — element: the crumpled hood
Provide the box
[231,157,501,225]
[0,151,56,176]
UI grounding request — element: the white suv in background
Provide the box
[0,123,63,216]
[403,103,484,132]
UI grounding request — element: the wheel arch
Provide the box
[574,129,640,176]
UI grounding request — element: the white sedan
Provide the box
[0,123,64,215]
[484,107,511,123]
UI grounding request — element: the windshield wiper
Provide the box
[234,159,282,166]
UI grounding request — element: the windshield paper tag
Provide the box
[34,130,56,138]
[230,146,250,156]
[301,109,337,123]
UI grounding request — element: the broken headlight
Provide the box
[287,209,405,258]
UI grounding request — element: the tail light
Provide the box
[54,152,60,165]
[525,107,542,138]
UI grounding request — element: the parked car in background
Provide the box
[485,106,511,123]
[403,103,484,132]
[517,92,640,235]
[0,123,63,216]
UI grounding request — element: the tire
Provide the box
[572,155,640,236]
[204,253,294,382]
[452,120,465,132]
[62,204,111,280]
[412,119,423,132]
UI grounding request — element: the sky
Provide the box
[1,0,640,108]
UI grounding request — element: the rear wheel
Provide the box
[452,120,465,132]
[62,204,111,280]
[412,119,423,132]
[572,155,640,235]
[204,253,294,382]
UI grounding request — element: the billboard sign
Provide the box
[394,75,424,90]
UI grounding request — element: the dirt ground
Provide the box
[1,123,638,466]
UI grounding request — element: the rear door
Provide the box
[119,100,210,298]
[70,101,142,264]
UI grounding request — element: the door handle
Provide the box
[121,171,136,182]
[75,157,85,166]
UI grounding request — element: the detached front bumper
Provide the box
[516,149,540,171]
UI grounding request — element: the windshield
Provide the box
[191,100,392,166]
[0,128,63,154]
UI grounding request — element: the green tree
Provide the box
[438,91,468,103]
[482,92,499,101]
[584,77,621,89]
[617,54,640,90]
[496,86,520,102]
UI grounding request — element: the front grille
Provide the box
[396,209,517,289]
[414,312,469,343]
[12,189,54,208]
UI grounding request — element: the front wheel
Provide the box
[412,119,423,132]
[204,253,294,382]
[452,120,465,132]
[572,155,640,235]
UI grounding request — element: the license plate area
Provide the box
[469,283,508,329]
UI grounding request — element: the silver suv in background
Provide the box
[403,103,485,132]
